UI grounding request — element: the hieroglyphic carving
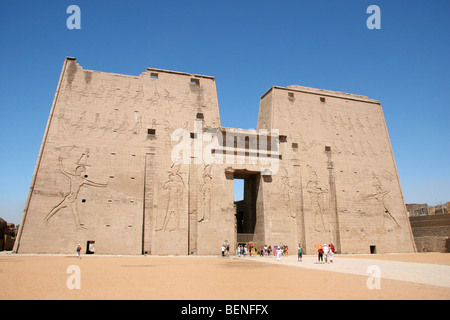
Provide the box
[133,85,144,106]
[57,113,67,133]
[163,89,177,120]
[145,88,161,109]
[72,111,86,135]
[117,83,131,107]
[44,146,107,229]
[87,113,101,134]
[113,114,129,137]
[57,81,203,142]
[100,116,115,138]
[76,148,90,167]
[129,115,143,137]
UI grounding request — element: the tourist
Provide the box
[221,244,225,257]
[276,246,282,261]
[318,247,323,263]
[76,244,82,259]
[323,244,329,264]
[297,245,303,262]
[329,244,334,263]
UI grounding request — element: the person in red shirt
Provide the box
[318,247,323,263]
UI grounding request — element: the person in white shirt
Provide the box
[323,244,329,264]
[329,244,334,263]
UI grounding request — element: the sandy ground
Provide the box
[0,252,449,300]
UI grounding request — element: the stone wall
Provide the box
[409,214,450,252]
[14,57,416,255]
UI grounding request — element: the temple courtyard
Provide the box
[0,252,449,300]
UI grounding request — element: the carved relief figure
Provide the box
[72,111,86,134]
[157,164,185,231]
[100,117,115,137]
[133,85,144,106]
[129,115,143,137]
[118,83,131,106]
[281,168,296,218]
[306,165,329,232]
[88,113,101,134]
[114,114,129,136]
[76,148,90,167]
[44,148,107,229]
[362,172,401,230]
[199,165,212,222]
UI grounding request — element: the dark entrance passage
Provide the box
[86,240,95,254]
[233,170,261,246]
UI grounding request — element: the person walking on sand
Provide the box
[318,247,323,263]
[276,246,282,261]
[323,244,329,264]
[297,245,303,262]
[329,243,334,263]
[76,244,82,259]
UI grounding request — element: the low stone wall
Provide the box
[409,215,450,253]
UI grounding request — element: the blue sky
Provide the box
[0,0,448,224]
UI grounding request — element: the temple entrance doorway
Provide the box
[233,170,261,250]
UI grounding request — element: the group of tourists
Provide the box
[259,244,289,258]
[221,244,230,257]
[220,243,335,264]
[222,244,291,258]
[317,243,335,264]
[236,244,262,257]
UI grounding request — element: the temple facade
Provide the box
[14,57,416,255]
